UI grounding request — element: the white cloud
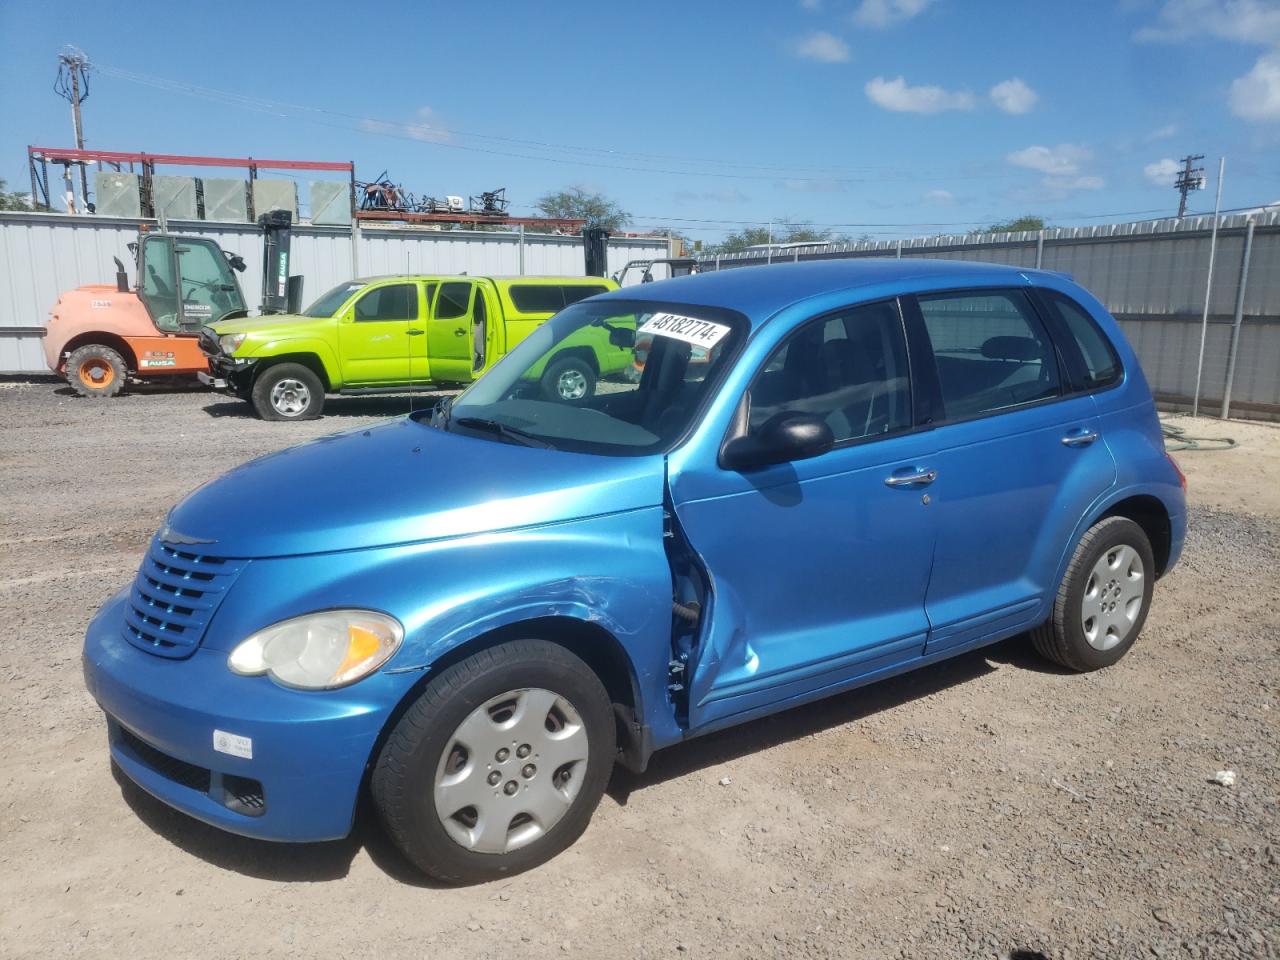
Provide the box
[1230,52,1280,120]
[989,78,1038,114]
[789,31,851,63]
[1144,157,1182,186]
[1147,123,1179,140]
[799,0,823,9]
[865,76,975,113]
[1045,175,1105,191]
[852,0,935,27]
[1006,143,1092,175]
[360,106,451,143]
[923,188,955,204]
[1136,0,1280,45]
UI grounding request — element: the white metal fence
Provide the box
[0,212,669,373]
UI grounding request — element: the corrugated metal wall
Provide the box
[0,212,668,373]
[701,211,1280,416]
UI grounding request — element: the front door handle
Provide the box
[1061,429,1099,448]
[454,327,467,337]
[406,329,424,336]
[885,468,937,488]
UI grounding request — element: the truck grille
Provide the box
[122,537,246,658]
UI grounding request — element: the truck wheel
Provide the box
[251,363,324,421]
[541,356,596,402]
[372,639,615,885]
[66,344,126,398]
[1031,516,1155,672]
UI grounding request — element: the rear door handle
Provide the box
[454,328,467,337]
[1061,429,1099,447]
[885,468,937,488]
[406,329,424,336]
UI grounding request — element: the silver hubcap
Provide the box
[557,368,588,400]
[434,688,589,854]
[1082,544,1145,651]
[270,378,310,416]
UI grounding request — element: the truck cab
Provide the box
[44,231,249,397]
[201,275,624,420]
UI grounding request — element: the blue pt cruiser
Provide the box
[84,259,1186,883]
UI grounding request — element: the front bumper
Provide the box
[201,351,256,393]
[83,589,401,842]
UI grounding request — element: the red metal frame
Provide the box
[28,146,352,172]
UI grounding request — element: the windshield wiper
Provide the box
[453,416,554,449]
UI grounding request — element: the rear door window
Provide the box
[915,290,1060,419]
[434,281,473,320]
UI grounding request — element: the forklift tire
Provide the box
[251,363,325,421]
[66,344,126,399]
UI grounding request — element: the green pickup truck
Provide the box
[200,274,628,420]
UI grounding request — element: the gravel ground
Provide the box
[0,381,1277,960]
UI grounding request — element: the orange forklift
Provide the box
[43,211,295,397]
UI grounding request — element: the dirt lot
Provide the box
[1,382,1276,960]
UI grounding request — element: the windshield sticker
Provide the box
[637,313,731,348]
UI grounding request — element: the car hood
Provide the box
[164,417,667,559]
[209,313,322,335]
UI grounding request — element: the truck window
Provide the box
[174,239,246,326]
[139,236,180,332]
[509,284,609,313]
[435,281,472,320]
[354,284,418,322]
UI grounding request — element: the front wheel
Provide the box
[251,363,324,421]
[1031,516,1156,672]
[372,640,615,884]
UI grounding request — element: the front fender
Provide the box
[245,337,342,387]
[204,507,678,747]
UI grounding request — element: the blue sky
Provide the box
[2,0,1278,242]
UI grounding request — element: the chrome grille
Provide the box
[123,537,246,658]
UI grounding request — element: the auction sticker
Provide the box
[638,312,731,348]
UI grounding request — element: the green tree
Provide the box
[534,187,630,231]
[0,178,31,211]
[708,220,840,254]
[981,215,1046,233]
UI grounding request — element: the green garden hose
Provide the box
[1160,420,1237,452]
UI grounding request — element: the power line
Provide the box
[93,63,1025,185]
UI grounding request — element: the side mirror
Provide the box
[608,327,635,348]
[722,411,834,471]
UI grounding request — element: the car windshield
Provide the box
[303,281,365,317]
[437,298,745,456]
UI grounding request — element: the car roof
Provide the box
[611,258,1042,327]
[353,274,612,285]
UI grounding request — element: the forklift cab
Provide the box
[135,233,249,333]
[612,257,698,288]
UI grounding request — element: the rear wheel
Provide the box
[1031,516,1155,671]
[372,640,615,884]
[251,363,324,421]
[66,344,126,398]
[541,356,596,402]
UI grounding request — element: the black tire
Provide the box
[372,640,615,885]
[250,362,324,421]
[66,344,126,398]
[540,355,596,402]
[1031,516,1156,672]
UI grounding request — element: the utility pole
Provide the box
[1174,154,1205,219]
[55,48,91,211]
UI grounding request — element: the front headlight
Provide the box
[219,333,247,354]
[227,610,403,689]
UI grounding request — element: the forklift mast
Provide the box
[258,210,302,314]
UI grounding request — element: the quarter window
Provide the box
[916,291,1060,419]
[509,284,610,313]
[1041,291,1122,389]
[354,283,418,322]
[748,300,912,444]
